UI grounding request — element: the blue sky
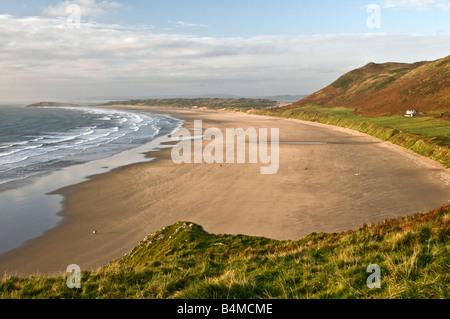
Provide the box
[0,0,449,100]
[3,0,450,35]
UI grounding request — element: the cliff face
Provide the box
[293,55,450,116]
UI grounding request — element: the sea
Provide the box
[0,102,182,255]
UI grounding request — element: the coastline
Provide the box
[0,107,449,278]
[252,113,450,184]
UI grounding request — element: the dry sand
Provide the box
[0,108,449,277]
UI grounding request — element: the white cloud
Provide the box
[176,21,209,28]
[0,14,449,99]
[44,0,122,19]
[384,0,450,10]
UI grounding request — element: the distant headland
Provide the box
[27,102,78,107]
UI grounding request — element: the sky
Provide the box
[1,0,450,100]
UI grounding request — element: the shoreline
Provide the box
[0,107,449,278]
[250,112,450,183]
[0,107,183,256]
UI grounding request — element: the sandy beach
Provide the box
[0,107,449,278]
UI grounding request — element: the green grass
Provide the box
[302,106,450,141]
[1,204,449,299]
[254,106,450,168]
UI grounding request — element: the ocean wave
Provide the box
[0,106,181,187]
[0,140,33,150]
[0,154,31,165]
[0,144,44,158]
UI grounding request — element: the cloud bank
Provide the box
[0,13,449,100]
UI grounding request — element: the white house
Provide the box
[405,110,419,117]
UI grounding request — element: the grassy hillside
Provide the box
[293,55,450,116]
[100,98,278,111]
[1,204,448,299]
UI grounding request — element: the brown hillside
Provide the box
[293,55,450,116]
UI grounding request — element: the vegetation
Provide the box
[100,98,278,111]
[294,55,450,116]
[1,204,448,299]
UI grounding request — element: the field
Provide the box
[302,106,450,145]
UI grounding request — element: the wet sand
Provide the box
[0,108,448,277]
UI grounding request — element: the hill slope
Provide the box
[1,204,448,299]
[294,55,450,116]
